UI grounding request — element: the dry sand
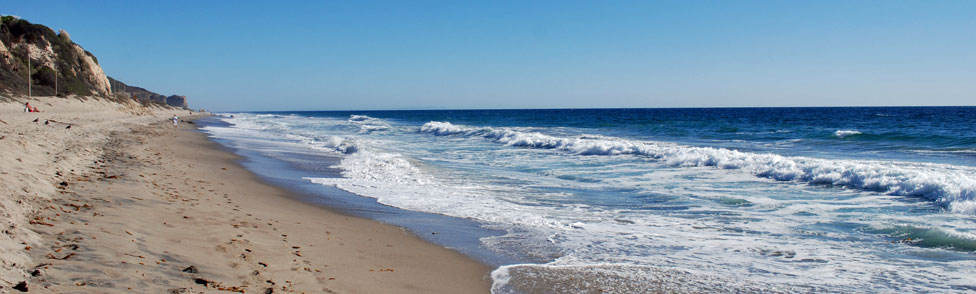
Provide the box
[0,96,491,293]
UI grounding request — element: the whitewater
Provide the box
[201,107,976,293]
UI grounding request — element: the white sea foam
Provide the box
[910,148,976,156]
[420,121,976,214]
[199,113,976,292]
[834,130,862,138]
[208,113,361,155]
[318,149,976,291]
[304,151,564,229]
[298,132,973,291]
[347,115,390,133]
[348,115,371,121]
[419,121,467,135]
[490,263,817,294]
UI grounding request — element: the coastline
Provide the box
[196,116,523,269]
[0,97,491,293]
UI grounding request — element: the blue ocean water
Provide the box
[201,107,976,293]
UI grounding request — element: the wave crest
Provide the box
[347,115,390,133]
[834,130,862,138]
[420,121,469,136]
[420,122,976,213]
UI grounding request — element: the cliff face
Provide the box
[166,95,187,108]
[0,16,111,96]
[0,16,190,108]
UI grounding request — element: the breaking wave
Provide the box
[347,115,390,133]
[212,113,360,154]
[420,121,976,213]
[834,130,862,138]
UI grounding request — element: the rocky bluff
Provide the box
[0,16,188,108]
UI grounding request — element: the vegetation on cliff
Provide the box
[0,16,109,96]
[0,16,187,108]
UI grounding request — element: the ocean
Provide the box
[199,107,976,293]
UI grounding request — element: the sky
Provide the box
[5,1,975,111]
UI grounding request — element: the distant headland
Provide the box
[0,16,187,108]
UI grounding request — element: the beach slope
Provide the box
[0,97,490,293]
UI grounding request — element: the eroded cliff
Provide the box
[0,16,111,97]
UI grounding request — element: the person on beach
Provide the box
[172,115,179,127]
[24,102,31,112]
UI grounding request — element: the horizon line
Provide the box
[213,104,976,113]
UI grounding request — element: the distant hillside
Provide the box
[0,16,188,108]
[108,77,187,108]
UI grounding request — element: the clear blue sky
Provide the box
[5,1,975,111]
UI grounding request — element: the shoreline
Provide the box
[0,97,491,293]
[195,116,524,269]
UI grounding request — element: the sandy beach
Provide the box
[0,96,491,293]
